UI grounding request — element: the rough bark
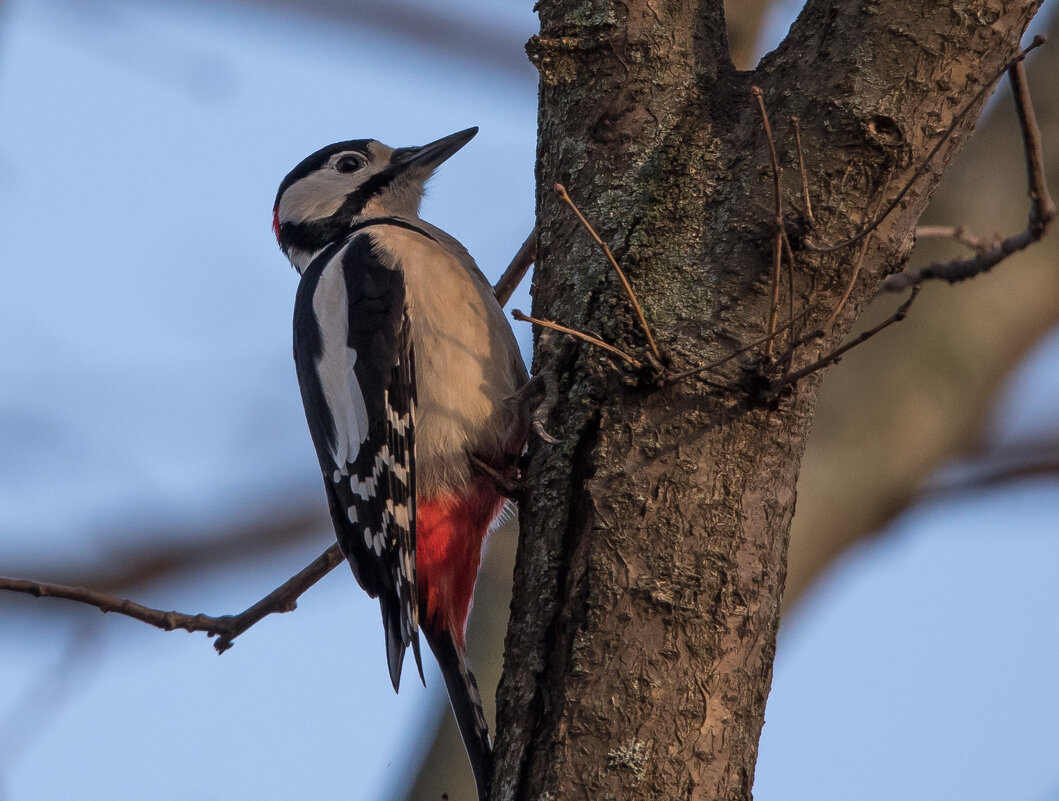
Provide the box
[494,2,1042,800]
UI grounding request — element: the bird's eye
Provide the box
[335,154,363,173]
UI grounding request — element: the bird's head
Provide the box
[273,127,477,273]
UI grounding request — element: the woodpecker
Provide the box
[273,127,528,799]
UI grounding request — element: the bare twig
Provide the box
[0,545,346,653]
[776,288,920,388]
[882,58,1055,292]
[1012,58,1058,228]
[792,116,815,225]
[824,170,893,329]
[555,184,663,364]
[824,231,874,330]
[914,225,996,252]
[512,309,641,368]
[752,87,785,358]
[493,228,537,307]
[806,36,1047,254]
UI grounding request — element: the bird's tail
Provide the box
[424,626,493,801]
[380,593,424,692]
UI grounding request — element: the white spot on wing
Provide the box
[349,446,393,500]
[387,406,412,435]
[394,503,410,531]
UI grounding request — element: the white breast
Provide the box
[369,226,526,495]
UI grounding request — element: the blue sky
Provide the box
[1,1,1057,799]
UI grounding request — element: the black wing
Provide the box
[293,233,421,690]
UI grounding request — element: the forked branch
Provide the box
[882,58,1055,291]
[769,43,1052,391]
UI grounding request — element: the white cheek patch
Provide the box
[279,169,363,225]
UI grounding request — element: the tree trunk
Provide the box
[494,2,1043,799]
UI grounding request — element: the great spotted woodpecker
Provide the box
[273,127,528,799]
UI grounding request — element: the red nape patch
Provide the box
[416,479,506,647]
[272,207,281,244]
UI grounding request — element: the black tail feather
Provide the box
[424,627,493,801]
[411,631,425,686]
[381,595,424,691]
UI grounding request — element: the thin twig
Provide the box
[1011,55,1058,229]
[493,228,537,307]
[554,183,663,364]
[512,309,642,368]
[792,116,815,225]
[914,225,995,252]
[882,58,1055,292]
[665,308,814,383]
[0,545,346,653]
[776,288,920,388]
[824,230,873,330]
[824,170,892,328]
[806,36,1047,254]
[752,87,785,358]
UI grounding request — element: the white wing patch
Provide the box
[312,259,370,468]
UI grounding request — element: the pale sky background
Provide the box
[1,1,1057,799]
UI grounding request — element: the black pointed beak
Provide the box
[395,127,478,171]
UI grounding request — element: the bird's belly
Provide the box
[412,321,517,496]
[368,223,525,496]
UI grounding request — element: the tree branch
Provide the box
[493,229,537,307]
[0,545,345,653]
[882,56,1055,291]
